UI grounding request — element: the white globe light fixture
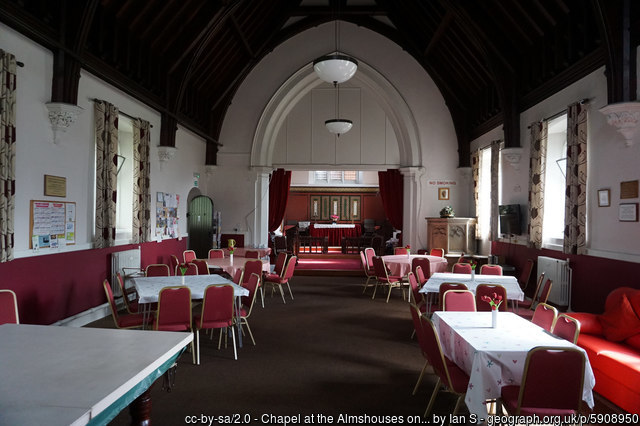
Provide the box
[325,118,353,136]
[313,54,358,85]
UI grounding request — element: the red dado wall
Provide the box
[0,239,186,325]
[492,241,640,313]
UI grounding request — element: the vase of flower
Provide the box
[229,252,234,264]
[492,308,498,328]
[481,293,503,328]
[179,264,187,285]
[331,214,339,224]
[439,205,455,218]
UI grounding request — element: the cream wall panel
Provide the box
[311,88,336,164]
[272,120,287,164]
[335,87,361,164]
[286,93,312,163]
[361,90,387,164]
[385,117,400,164]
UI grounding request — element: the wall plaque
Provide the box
[44,175,67,197]
[620,180,638,199]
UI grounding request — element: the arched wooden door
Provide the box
[187,195,213,258]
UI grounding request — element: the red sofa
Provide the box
[567,287,640,414]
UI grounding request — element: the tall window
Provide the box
[477,147,492,239]
[115,116,134,242]
[542,114,567,248]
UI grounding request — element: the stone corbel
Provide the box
[157,146,177,170]
[599,102,640,147]
[45,102,83,144]
[501,147,523,170]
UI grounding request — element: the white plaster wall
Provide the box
[210,22,459,248]
[2,23,205,257]
[471,67,640,262]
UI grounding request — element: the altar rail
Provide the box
[297,236,328,254]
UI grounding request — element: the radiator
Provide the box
[537,256,572,309]
[110,248,142,301]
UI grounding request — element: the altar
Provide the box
[310,223,361,246]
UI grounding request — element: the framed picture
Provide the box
[620,180,639,199]
[597,189,610,207]
[438,187,450,200]
[619,203,638,222]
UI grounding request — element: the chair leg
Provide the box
[191,338,196,365]
[286,282,294,300]
[242,318,256,345]
[230,326,237,360]
[449,395,464,425]
[259,286,264,308]
[218,328,223,349]
[424,377,441,418]
[386,283,393,303]
[372,282,378,300]
[278,284,286,304]
[195,329,200,365]
[412,360,429,395]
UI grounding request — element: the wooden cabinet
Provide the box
[426,217,477,255]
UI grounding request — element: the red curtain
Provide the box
[268,168,291,232]
[378,169,403,230]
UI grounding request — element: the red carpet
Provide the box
[296,258,362,271]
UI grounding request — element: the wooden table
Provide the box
[0,323,191,426]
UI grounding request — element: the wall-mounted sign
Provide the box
[44,175,66,197]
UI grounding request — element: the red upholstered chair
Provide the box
[500,346,585,416]
[416,249,428,255]
[443,290,476,312]
[115,272,139,314]
[429,248,445,257]
[0,289,19,325]
[145,264,170,277]
[371,256,404,303]
[360,250,376,295]
[409,303,430,395]
[245,250,260,259]
[531,302,558,331]
[552,314,581,344]
[238,273,261,346]
[415,265,428,286]
[475,284,508,312]
[518,259,534,290]
[516,272,546,311]
[364,247,375,269]
[169,255,180,276]
[408,272,425,308]
[394,247,408,255]
[103,280,153,329]
[420,316,470,417]
[208,249,224,259]
[242,260,263,285]
[155,286,195,363]
[264,255,297,304]
[480,264,503,275]
[232,269,244,285]
[452,263,472,274]
[438,282,467,307]
[193,284,236,363]
[182,263,198,275]
[183,250,197,263]
[192,259,209,275]
[411,257,431,281]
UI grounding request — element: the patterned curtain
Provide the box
[132,118,151,243]
[527,120,548,249]
[0,50,16,262]
[489,140,501,241]
[94,100,119,248]
[564,102,588,254]
[471,150,480,238]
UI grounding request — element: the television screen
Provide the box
[499,204,521,235]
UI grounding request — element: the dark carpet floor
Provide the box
[87,275,622,425]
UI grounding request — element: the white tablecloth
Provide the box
[132,275,248,304]
[420,272,525,302]
[432,311,595,420]
[313,224,356,228]
[205,257,270,278]
[381,254,448,277]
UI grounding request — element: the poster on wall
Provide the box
[156,192,180,238]
[29,200,76,249]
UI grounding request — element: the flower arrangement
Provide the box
[481,292,503,310]
[178,263,188,276]
[406,244,411,254]
[439,205,455,218]
[468,258,478,270]
[330,214,339,222]
[227,238,236,254]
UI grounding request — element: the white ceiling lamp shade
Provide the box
[325,118,353,135]
[313,54,358,85]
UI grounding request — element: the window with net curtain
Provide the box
[477,147,493,239]
[542,114,567,249]
[115,116,134,242]
[313,171,358,184]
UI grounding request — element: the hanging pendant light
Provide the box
[325,83,352,137]
[313,5,357,84]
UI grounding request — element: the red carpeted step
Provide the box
[296,258,362,270]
